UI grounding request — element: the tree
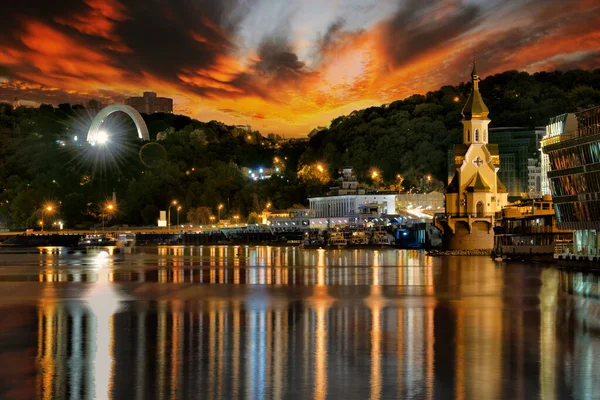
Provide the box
[187,206,211,225]
[247,212,259,224]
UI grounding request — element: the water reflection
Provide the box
[0,247,598,399]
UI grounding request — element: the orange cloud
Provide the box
[2,0,600,137]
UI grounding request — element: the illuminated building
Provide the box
[125,91,173,114]
[308,167,398,229]
[541,113,577,196]
[435,64,509,250]
[542,106,600,257]
[262,208,315,230]
[488,127,545,197]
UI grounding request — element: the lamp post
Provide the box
[217,204,223,225]
[210,216,216,227]
[102,203,114,232]
[41,205,53,232]
[176,206,181,227]
[168,200,178,230]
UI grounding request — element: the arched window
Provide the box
[475,129,479,142]
[467,130,471,142]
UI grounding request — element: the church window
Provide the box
[475,129,479,142]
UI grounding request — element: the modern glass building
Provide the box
[488,127,545,197]
[542,106,600,256]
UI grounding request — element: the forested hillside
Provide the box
[300,69,600,184]
[1,68,599,229]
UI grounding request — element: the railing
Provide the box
[540,129,579,148]
[434,212,499,219]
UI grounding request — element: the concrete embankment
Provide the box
[427,249,492,256]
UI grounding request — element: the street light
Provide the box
[177,205,182,227]
[266,202,272,209]
[233,215,240,225]
[209,216,216,227]
[41,205,54,232]
[102,203,115,231]
[217,204,224,224]
[168,200,178,230]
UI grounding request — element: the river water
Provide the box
[0,246,598,399]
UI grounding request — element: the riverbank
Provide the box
[427,249,492,256]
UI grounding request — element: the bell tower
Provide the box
[434,63,508,250]
[461,64,490,145]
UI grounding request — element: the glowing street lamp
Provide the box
[102,203,115,231]
[177,205,182,226]
[217,204,224,223]
[316,164,324,173]
[168,200,178,230]
[266,202,272,210]
[41,205,54,232]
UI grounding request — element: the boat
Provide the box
[117,232,136,247]
[492,196,573,261]
[328,231,347,248]
[349,230,369,246]
[77,234,118,247]
[370,228,391,246]
[300,230,325,249]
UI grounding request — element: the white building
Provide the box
[541,113,577,195]
[263,208,314,230]
[527,158,542,198]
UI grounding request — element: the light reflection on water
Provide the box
[0,246,598,399]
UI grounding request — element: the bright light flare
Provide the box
[97,130,109,145]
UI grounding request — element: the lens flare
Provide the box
[97,130,109,145]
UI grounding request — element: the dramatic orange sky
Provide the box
[1,0,600,136]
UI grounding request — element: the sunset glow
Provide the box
[1,0,600,136]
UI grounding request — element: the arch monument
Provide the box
[87,105,150,145]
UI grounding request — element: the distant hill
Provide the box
[298,68,600,185]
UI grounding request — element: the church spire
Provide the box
[461,62,489,120]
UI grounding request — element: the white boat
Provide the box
[371,229,391,246]
[77,234,118,247]
[328,231,347,247]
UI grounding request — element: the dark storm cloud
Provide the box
[382,0,480,66]
[254,36,306,80]
[319,17,347,53]
[0,0,90,45]
[110,0,246,88]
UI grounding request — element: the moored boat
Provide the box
[492,196,573,260]
[77,234,118,247]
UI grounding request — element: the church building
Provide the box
[435,64,508,250]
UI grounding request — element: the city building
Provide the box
[87,99,105,111]
[435,64,509,250]
[397,191,445,211]
[308,167,397,229]
[541,113,577,196]
[262,208,315,230]
[125,92,173,114]
[487,127,545,196]
[541,106,600,258]
[527,158,542,197]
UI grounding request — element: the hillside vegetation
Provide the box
[1,68,599,229]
